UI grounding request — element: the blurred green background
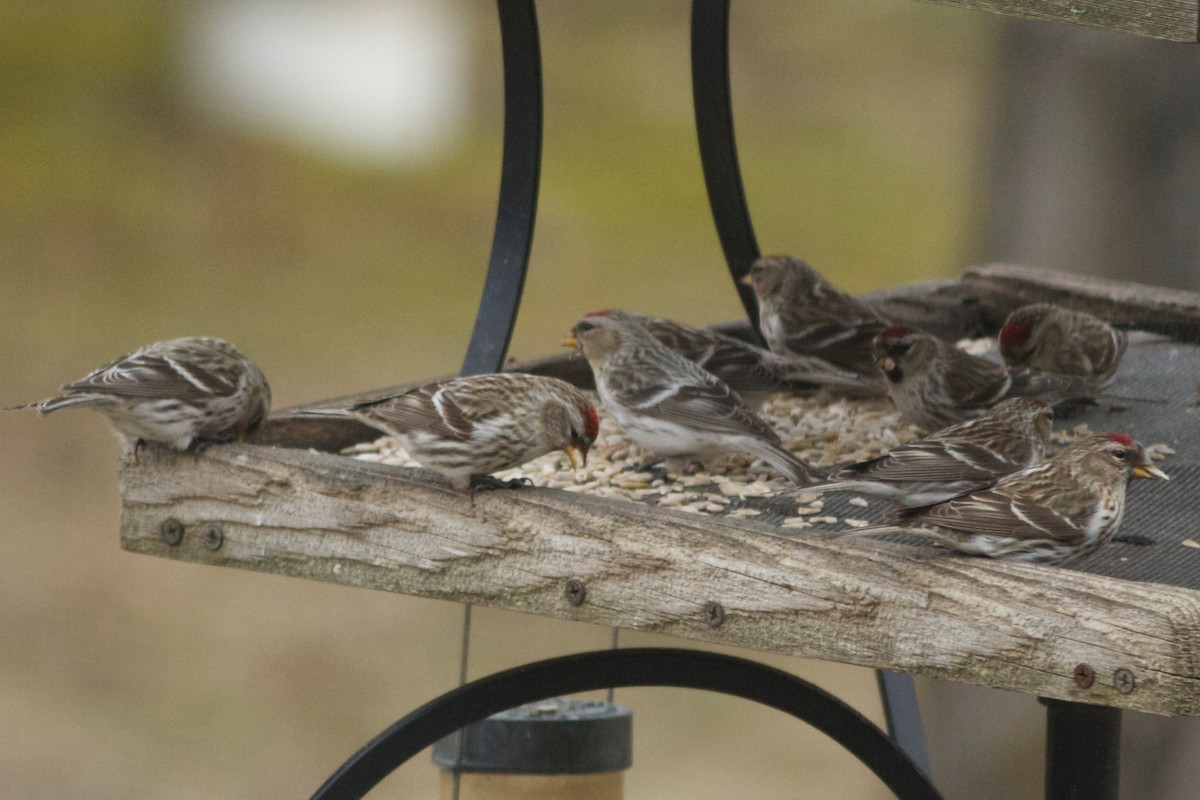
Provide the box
[4,2,1188,798]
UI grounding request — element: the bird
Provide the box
[11,336,271,451]
[872,325,1117,432]
[801,397,1054,506]
[999,303,1128,387]
[598,310,872,409]
[740,254,891,380]
[833,432,1168,565]
[567,309,821,486]
[297,373,598,492]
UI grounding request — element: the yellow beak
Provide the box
[565,444,586,469]
[738,273,754,287]
[562,335,578,349]
[1132,463,1169,480]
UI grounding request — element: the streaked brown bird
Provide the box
[741,254,890,381]
[873,325,1115,432]
[837,432,1168,565]
[568,310,821,486]
[602,310,871,409]
[299,373,598,492]
[802,397,1054,506]
[999,303,1127,387]
[12,336,271,451]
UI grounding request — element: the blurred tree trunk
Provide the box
[977,19,1200,289]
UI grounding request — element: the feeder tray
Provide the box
[120,264,1200,718]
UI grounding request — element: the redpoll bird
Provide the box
[741,254,890,380]
[873,325,1109,432]
[568,310,821,486]
[12,337,271,451]
[298,373,598,492]
[999,303,1128,387]
[803,398,1054,506]
[603,310,870,409]
[840,433,1167,564]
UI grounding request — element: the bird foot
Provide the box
[470,475,534,492]
[622,462,671,486]
[1112,533,1155,546]
[663,457,706,477]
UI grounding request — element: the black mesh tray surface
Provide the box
[703,337,1200,589]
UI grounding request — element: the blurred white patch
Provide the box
[186,0,470,166]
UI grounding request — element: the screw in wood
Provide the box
[1073,663,1095,689]
[1114,668,1136,694]
[703,601,725,628]
[202,524,224,551]
[564,579,587,606]
[160,518,184,546]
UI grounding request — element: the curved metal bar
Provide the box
[310,648,943,800]
[690,0,762,336]
[460,0,543,377]
[1043,698,1121,800]
[691,3,932,770]
[877,670,932,779]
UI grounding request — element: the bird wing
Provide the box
[897,481,1087,544]
[61,344,239,400]
[940,351,1011,408]
[781,314,879,353]
[836,441,1014,483]
[623,375,781,442]
[1005,368,1096,403]
[356,382,483,440]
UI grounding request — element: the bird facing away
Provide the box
[999,303,1128,387]
[872,325,1113,433]
[568,310,821,486]
[741,254,891,380]
[298,373,598,492]
[837,432,1168,565]
[802,397,1054,506]
[12,336,271,451]
[597,310,871,409]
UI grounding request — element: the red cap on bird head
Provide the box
[999,320,1033,350]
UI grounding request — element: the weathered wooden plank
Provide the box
[962,262,1200,337]
[921,0,1200,42]
[120,442,1200,716]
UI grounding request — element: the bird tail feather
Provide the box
[6,395,102,415]
[754,442,822,486]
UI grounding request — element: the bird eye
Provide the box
[576,321,593,333]
[1112,448,1127,460]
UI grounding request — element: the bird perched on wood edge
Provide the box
[11,336,271,452]
[800,397,1054,506]
[831,432,1168,565]
[297,373,598,492]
